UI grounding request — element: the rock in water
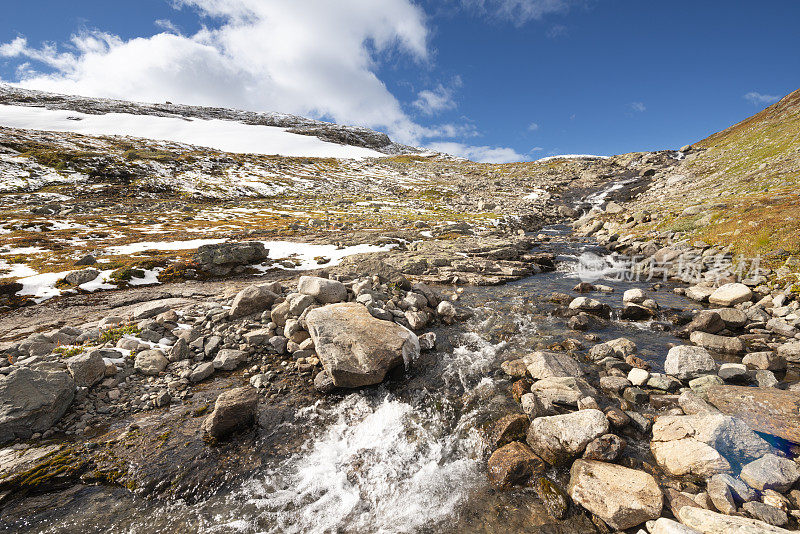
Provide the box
[678,505,793,534]
[568,459,662,530]
[305,302,419,388]
[664,345,717,380]
[708,283,753,307]
[705,385,800,444]
[487,441,545,489]
[740,454,800,492]
[0,368,75,443]
[202,387,259,439]
[526,409,609,465]
[524,351,584,379]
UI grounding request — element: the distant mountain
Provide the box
[0,85,424,158]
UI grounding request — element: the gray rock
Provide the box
[189,362,215,383]
[134,349,168,375]
[524,351,584,379]
[711,307,748,328]
[685,311,726,334]
[0,368,75,443]
[742,351,785,371]
[530,376,598,407]
[568,459,662,530]
[212,349,247,371]
[305,302,419,388]
[777,341,800,363]
[419,332,436,351]
[201,387,258,439]
[65,350,105,387]
[193,241,269,276]
[690,331,745,354]
[718,363,750,382]
[708,283,753,307]
[168,338,189,362]
[742,502,788,527]
[298,276,347,304]
[649,518,701,534]
[740,454,800,492]
[64,268,99,286]
[678,506,792,534]
[685,285,715,302]
[230,285,279,318]
[526,409,609,465]
[313,370,336,393]
[767,318,798,338]
[286,293,316,316]
[706,474,737,514]
[132,301,171,320]
[665,345,717,380]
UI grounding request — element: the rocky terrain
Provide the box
[1,86,800,533]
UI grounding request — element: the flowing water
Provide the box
[6,214,706,534]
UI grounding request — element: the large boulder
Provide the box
[201,386,259,439]
[678,506,793,534]
[66,350,106,387]
[526,409,609,465]
[229,285,279,318]
[708,283,753,307]
[134,349,169,375]
[664,345,717,380]
[64,268,99,286]
[650,413,771,477]
[777,341,800,363]
[193,241,269,276]
[305,303,419,388]
[530,376,598,407]
[212,349,248,371]
[705,385,800,444]
[568,459,662,530]
[298,276,348,304]
[0,368,75,443]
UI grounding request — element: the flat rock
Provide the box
[708,283,753,307]
[529,376,598,407]
[526,409,609,465]
[305,302,419,388]
[678,505,793,533]
[298,276,348,304]
[685,285,714,302]
[705,385,800,444]
[132,301,171,320]
[0,368,75,444]
[524,351,584,379]
[568,459,662,530]
[690,331,745,354]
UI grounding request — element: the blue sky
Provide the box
[1,1,798,162]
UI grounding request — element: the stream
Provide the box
[4,213,718,534]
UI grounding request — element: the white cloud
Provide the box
[0,0,447,145]
[743,91,781,105]
[546,24,568,38]
[413,78,462,115]
[427,141,525,163]
[528,122,539,131]
[630,101,646,112]
[462,0,581,24]
[154,19,181,34]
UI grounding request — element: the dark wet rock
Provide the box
[229,284,279,318]
[306,302,419,388]
[526,409,609,465]
[511,378,533,402]
[684,311,725,335]
[0,368,75,443]
[489,413,530,449]
[500,358,528,378]
[740,454,800,492]
[74,254,97,266]
[202,386,259,439]
[582,433,625,461]
[193,241,269,276]
[313,370,336,393]
[486,441,545,490]
[623,386,649,405]
[620,303,655,320]
[535,476,570,520]
[742,501,789,527]
[65,350,105,387]
[705,385,800,444]
[568,459,662,530]
[711,307,748,329]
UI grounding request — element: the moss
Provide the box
[99,325,140,344]
[54,346,84,358]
